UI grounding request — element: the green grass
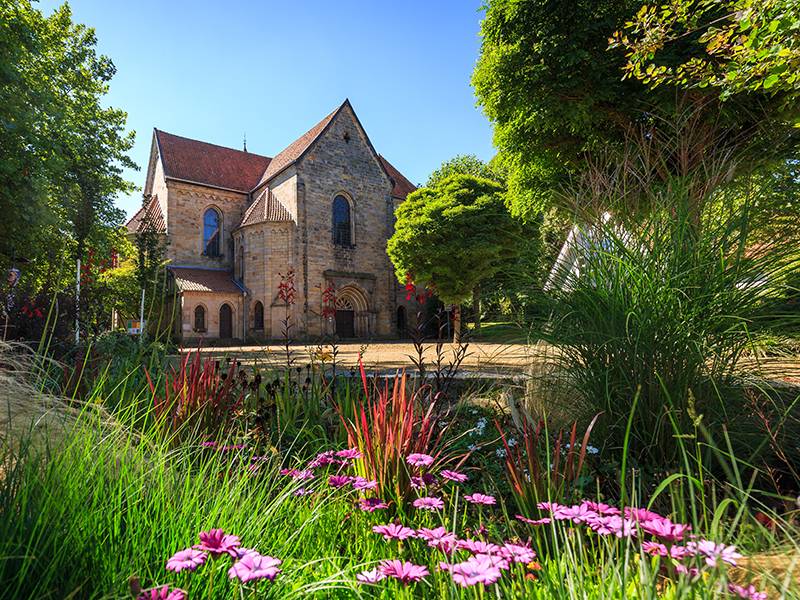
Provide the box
[1,398,795,599]
[465,322,529,344]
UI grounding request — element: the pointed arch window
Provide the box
[194,305,206,332]
[333,195,352,247]
[203,208,221,257]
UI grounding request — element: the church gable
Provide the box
[297,100,394,192]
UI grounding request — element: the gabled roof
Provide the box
[239,188,293,227]
[168,266,244,294]
[125,195,165,234]
[379,155,416,199]
[155,129,272,192]
[255,103,342,187]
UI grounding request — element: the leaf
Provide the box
[763,73,780,89]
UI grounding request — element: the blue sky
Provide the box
[37,0,495,218]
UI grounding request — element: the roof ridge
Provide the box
[254,100,348,189]
[155,128,272,161]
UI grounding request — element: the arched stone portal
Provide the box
[335,284,371,338]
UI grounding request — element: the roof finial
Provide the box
[243,132,247,153]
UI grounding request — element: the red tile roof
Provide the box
[379,155,416,199]
[168,267,243,294]
[126,195,166,234]
[255,104,341,187]
[239,188,293,227]
[152,101,416,203]
[155,130,271,192]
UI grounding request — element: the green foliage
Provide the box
[535,190,800,467]
[387,174,521,305]
[0,1,135,292]
[612,0,800,109]
[426,154,503,187]
[472,0,799,219]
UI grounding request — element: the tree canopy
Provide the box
[613,0,800,106]
[387,174,522,339]
[0,1,135,284]
[472,0,799,220]
[426,154,504,187]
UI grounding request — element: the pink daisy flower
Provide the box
[406,453,434,467]
[166,548,207,572]
[560,503,598,524]
[417,527,458,553]
[293,487,314,496]
[356,568,386,584]
[351,476,378,491]
[640,518,691,542]
[687,540,742,567]
[537,501,566,513]
[200,441,217,448]
[328,475,352,488]
[292,469,315,481]
[440,469,468,483]
[441,555,504,587]
[378,559,429,584]
[336,447,363,460]
[500,542,536,564]
[728,583,767,600]
[465,493,496,506]
[307,450,337,468]
[279,468,297,476]
[580,500,620,515]
[624,507,664,523]
[372,523,416,541]
[413,496,445,510]
[137,587,186,600]
[228,553,282,583]
[641,541,669,556]
[456,539,501,555]
[358,498,389,512]
[194,529,241,557]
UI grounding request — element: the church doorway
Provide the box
[219,303,233,339]
[335,309,355,338]
[396,306,407,337]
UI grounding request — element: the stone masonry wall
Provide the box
[237,221,296,339]
[297,104,397,337]
[180,291,243,341]
[166,179,248,269]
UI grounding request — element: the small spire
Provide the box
[243,132,247,152]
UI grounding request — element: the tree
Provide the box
[426,154,504,187]
[387,175,522,343]
[0,1,135,330]
[613,0,800,107]
[471,0,799,221]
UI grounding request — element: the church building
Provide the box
[126,100,416,342]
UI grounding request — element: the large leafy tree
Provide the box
[472,0,799,221]
[387,174,522,343]
[0,1,135,301]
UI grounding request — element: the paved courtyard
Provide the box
[183,340,534,373]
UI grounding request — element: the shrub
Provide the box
[534,188,800,468]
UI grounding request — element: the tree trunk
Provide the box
[472,286,481,331]
[452,304,462,345]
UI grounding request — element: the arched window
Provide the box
[194,305,206,331]
[333,195,352,247]
[253,301,264,330]
[203,208,221,257]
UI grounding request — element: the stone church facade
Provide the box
[126,100,416,342]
